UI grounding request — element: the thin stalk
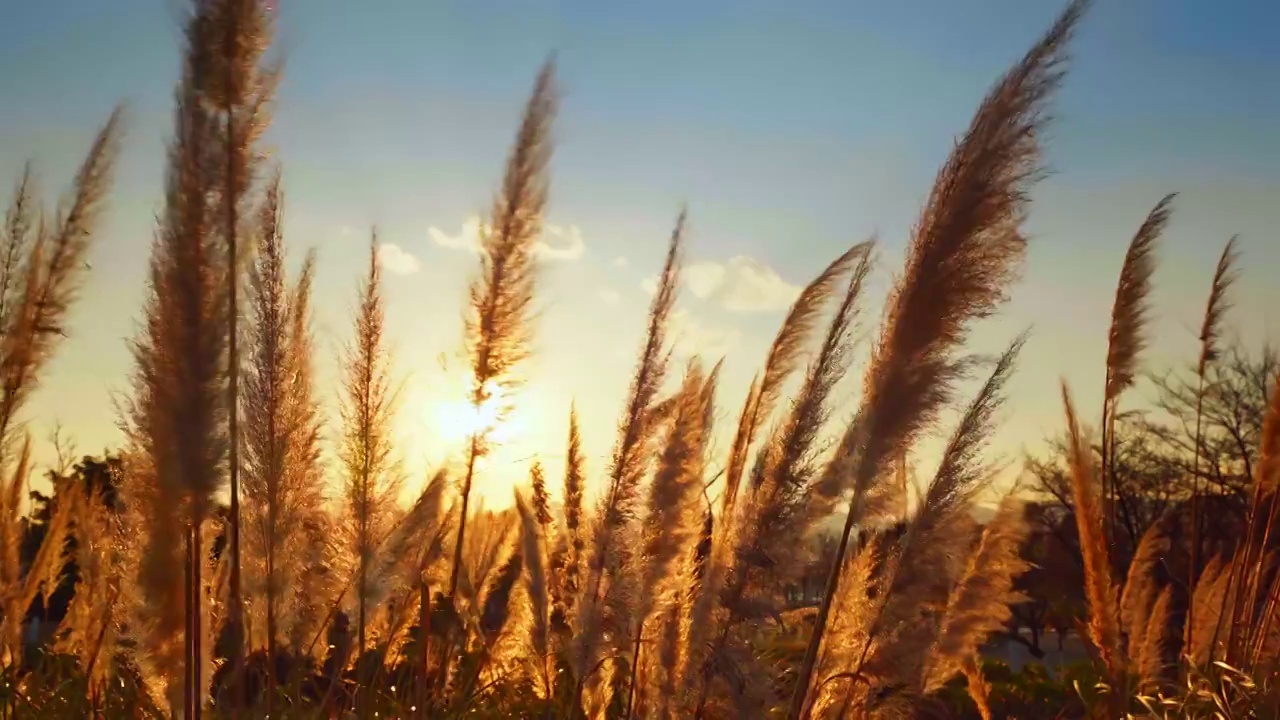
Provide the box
[192,513,203,720]
[448,435,480,598]
[1185,375,1206,648]
[623,619,644,719]
[185,521,195,720]
[786,491,863,719]
[225,87,244,720]
[420,578,431,714]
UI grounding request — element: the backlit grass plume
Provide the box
[0,107,121,666]
[551,404,585,627]
[1062,383,1124,682]
[721,241,872,516]
[789,2,1088,714]
[1100,194,1173,546]
[624,360,718,718]
[338,232,402,662]
[448,58,559,600]
[123,7,244,704]
[807,337,1024,718]
[1187,235,1240,643]
[687,243,872,716]
[572,210,683,715]
[241,175,328,705]
[194,0,281,696]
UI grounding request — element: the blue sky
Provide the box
[2,0,1277,504]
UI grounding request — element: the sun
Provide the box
[427,378,524,449]
[432,396,502,446]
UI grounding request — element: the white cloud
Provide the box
[598,288,622,304]
[669,308,741,358]
[641,255,800,312]
[613,256,629,268]
[428,216,585,261]
[683,262,727,300]
[537,223,586,260]
[429,217,484,253]
[377,243,421,275]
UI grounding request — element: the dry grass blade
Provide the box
[515,488,552,696]
[1187,235,1239,649]
[722,241,871,514]
[339,232,402,657]
[0,108,123,445]
[1198,236,1240,375]
[925,493,1031,692]
[449,57,558,599]
[1137,585,1174,686]
[1104,194,1174,402]
[1121,518,1170,660]
[819,335,1023,712]
[572,210,683,709]
[1061,383,1123,677]
[557,404,585,610]
[789,4,1089,710]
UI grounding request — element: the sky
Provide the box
[1,0,1277,508]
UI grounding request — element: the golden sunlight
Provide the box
[410,375,537,508]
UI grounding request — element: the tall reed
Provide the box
[338,232,401,682]
[448,59,559,601]
[788,2,1088,714]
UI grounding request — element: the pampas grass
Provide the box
[338,232,401,671]
[572,210,683,715]
[0,108,121,673]
[1061,383,1124,680]
[789,1,1088,713]
[1187,236,1240,645]
[448,59,559,600]
[21,0,1280,717]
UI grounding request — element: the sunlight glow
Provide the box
[430,378,518,447]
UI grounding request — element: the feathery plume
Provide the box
[369,470,448,607]
[1121,517,1171,662]
[1137,585,1175,686]
[555,403,585,620]
[811,337,1022,716]
[0,116,123,665]
[0,109,122,456]
[529,459,551,529]
[925,494,1031,692]
[625,361,718,717]
[1062,383,1123,678]
[338,231,401,659]
[721,242,870,515]
[1104,194,1174,402]
[123,12,239,706]
[788,4,1087,713]
[515,489,552,697]
[687,244,872,716]
[448,58,558,599]
[278,250,329,641]
[572,210,683,712]
[1187,235,1239,646]
[1197,237,1240,376]
[199,0,281,697]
